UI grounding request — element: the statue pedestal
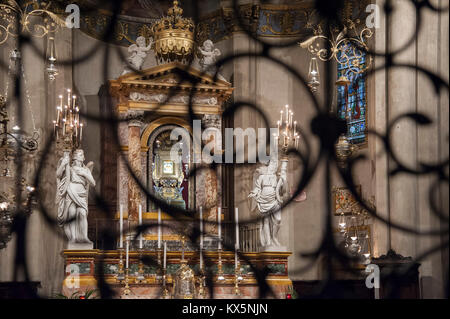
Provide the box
[259,245,288,252]
[67,242,94,250]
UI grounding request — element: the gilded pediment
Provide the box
[111,62,231,89]
[109,62,233,115]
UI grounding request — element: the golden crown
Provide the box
[152,1,195,64]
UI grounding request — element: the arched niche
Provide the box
[141,117,194,212]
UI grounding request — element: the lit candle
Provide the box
[79,123,83,142]
[218,207,222,250]
[119,204,123,249]
[56,105,61,124]
[138,204,143,249]
[163,241,167,269]
[72,95,76,110]
[280,110,283,124]
[67,89,71,109]
[294,121,297,135]
[285,104,289,123]
[158,208,161,249]
[125,239,129,269]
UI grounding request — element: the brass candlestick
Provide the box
[216,249,225,282]
[234,259,243,295]
[161,267,170,299]
[116,248,125,282]
[122,268,131,296]
[136,249,145,283]
[156,248,163,283]
[197,268,206,299]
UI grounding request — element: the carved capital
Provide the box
[202,114,221,129]
[126,111,145,127]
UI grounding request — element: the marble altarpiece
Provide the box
[61,62,292,299]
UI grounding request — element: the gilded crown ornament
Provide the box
[151,1,195,64]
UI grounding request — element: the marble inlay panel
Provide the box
[128,124,142,220]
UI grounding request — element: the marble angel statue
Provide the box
[122,36,153,75]
[248,157,288,250]
[56,149,95,248]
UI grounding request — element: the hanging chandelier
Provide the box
[299,1,373,92]
[0,1,65,80]
[336,195,373,262]
[0,178,36,250]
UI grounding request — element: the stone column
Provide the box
[387,0,418,258]
[197,114,222,235]
[127,111,144,221]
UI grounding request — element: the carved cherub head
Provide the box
[73,149,85,163]
[136,36,147,47]
[202,39,214,52]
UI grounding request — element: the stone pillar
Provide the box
[127,111,144,221]
[197,114,222,235]
[387,0,418,258]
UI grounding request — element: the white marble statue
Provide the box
[198,39,221,70]
[248,157,289,251]
[56,149,95,249]
[122,36,153,75]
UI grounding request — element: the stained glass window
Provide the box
[336,42,367,144]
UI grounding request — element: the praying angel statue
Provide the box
[248,157,289,251]
[56,149,95,249]
[122,36,153,75]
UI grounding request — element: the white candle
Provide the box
[67,89,71,110]
[125,239,129,269]
[218,207,222,250]
[163,241,167,269]
[119,204,123,249]
[285,104,289,123]
[235,250,238,271]
[200,207,203,249]
[158,208,161,249]
[56,106,60,124]
[138,204,143,249]
[235,207,239,250]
